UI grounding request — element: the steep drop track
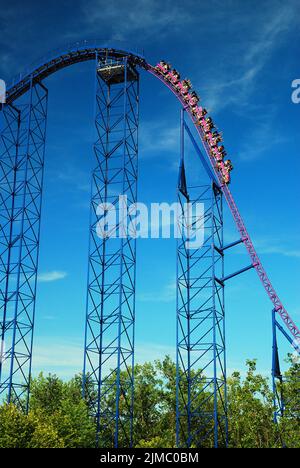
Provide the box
[4,42,299,342]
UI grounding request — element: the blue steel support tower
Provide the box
[83,56,139,448]
[176,111,228,448]
[0,81,48,409]
[271,309,300,447]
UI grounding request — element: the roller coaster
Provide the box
[0,41,299,448]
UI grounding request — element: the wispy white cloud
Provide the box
[80,0,193,43]
[140,121,179,158]
[37,270,68,283]
[200,2,299,113]
[30,337,175,379]
[252,236,300,259]
[222,228,300,260]
[259,246,300,259]
[138,278,176,303]
[136,342,175,362]
[238,119,287,161]
[31,339,84,378]
[46,158,91,194]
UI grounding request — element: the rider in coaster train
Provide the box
[155,62,181,87]
[206,131,222,148]
[215,160,229,184]
[200,117,214,133]
[167,69,181,85]
[177,79,192,95]
[221,160,233,184]
[156,61,233,185]
[189,91,200,107]
[212,146,227,162]
[199,115,211,127]
[224,159,233,172]
[184,89,198,104]
[156,61,171,74]
[193,106,207,120]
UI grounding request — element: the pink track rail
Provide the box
[147,65,300,342]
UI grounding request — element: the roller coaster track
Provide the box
[4,42,300,342]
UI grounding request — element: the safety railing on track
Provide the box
[8,40,144,88]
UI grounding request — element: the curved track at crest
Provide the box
[4,42,300,342]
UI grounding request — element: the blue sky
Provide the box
[1,0,300,379]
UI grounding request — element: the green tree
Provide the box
[30,373,96,448]
[0,356,299,448]
[134,357,176,448]
[0,404,64,448]
[276,356,300,448]
[227,359,276,448]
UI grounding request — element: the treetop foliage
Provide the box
[0,356,299,448]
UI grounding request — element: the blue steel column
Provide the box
[0,80,48,409]
[83,56,139,448]
[271,310,300,447]
[176,112,228,448]
[272,309,283,424]
[0,103,21,400]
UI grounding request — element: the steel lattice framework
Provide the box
[0,43,298,448]
[176,113,227,448]
[83,56,139,447]
[0,80,47,409]
[271,309,300,447]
